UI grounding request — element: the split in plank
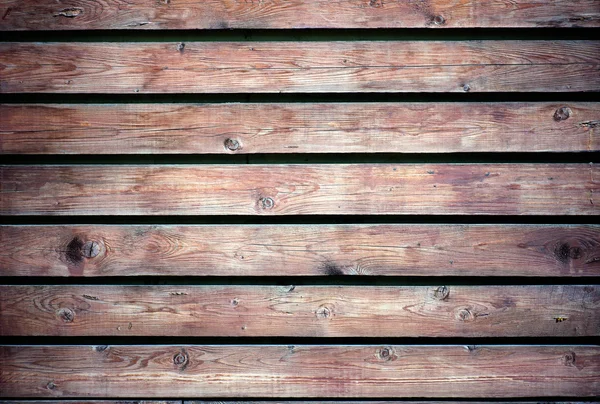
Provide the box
[1,0,598,30]
[1,164,597,216]
[1,225,599,277]
[1,345,598,397]
[1,285,597,337]
[1,103,598,154]
[1,41,599,93]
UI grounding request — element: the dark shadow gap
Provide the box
[0,399,596,403]
[1,28,598,42]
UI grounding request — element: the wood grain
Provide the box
[2,225,599,277]
[2,103,599,154]
[1,0,598,30]
[1,41,599,93]
[1,164,597,216]
[1,285,598,337]
[1,345,598,397]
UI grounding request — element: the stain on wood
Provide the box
[1,225,599,277]
[1,164,597,216]
[1,285,597,337]
[1,103,598,154]
[1,0,598,30]
[1,41,598,93]
[1,345,598,397]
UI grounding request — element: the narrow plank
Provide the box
[1,0,599,30]
[1,345,598,397]
[1,41,598,93]
[2,103,599,154]
[1,285,597,337]
[1,164,597,216]
[2,225,599,277]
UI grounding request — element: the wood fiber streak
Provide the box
[0,164,597,216]
[1,345,599,397]
[1,103,599,154]
[1,285,598,337]
[1,42,599,93]
[1,225,599,277]
[1,0,598,30]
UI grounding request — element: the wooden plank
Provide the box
[1,164,597,216]
[1,0,599,30]
[2,103,599,154]
[1,345,598,397]
[1,285,597,337]
[2,225,599,277]
[1,41,598,93]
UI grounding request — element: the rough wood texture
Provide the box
[1,164,597,216]
[1,345,598,397]
[1,285,598,337]
[1,41,599,93]
[2,225,599,277]
[1,0,599,30]
[2,103,599,154]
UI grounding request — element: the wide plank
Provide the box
[1,103,599,154]
[1,0,599,30]
[1,41,598,93]
[0,164,597,216]
[1,285,597,337]
[1,345,598,397]
[1,225,599,277]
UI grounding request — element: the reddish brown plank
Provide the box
[1,345,598,397]
[1,285,597,337]
[0,164,597,216]
[1,225,599,277]
[1,0,598,30]
[1,42,598,93]
[1,103,598,154]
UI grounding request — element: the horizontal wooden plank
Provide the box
[1,345,598,397]
[1,285,597,337]
[1,164,597,216]
[2,225,599,277]
[1,103,599,154]
[2,0,599,30]
[1,41,598,93]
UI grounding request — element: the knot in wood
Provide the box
[377,347,396,361]
[433,15,446,25]
[46,381,56,390]
[177,42,185,53]
[315,305,332,319]
[433,286,449,300]
[231,298,239,307]
[224,138,240,151]
[260,197,275,210]
[57,307,74,323]
[456,308,475,322]
[81,240,100,258]
[554,106,572,121]
[173,350,189,369]
[563,351,576,366]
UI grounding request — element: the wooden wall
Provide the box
[1,0,600,402]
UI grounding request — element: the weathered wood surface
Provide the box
[1,345,598,397]
[1,0,599,30]
[1,285,597,337]
[1,41,599,93]
[2,103,599,154]
[2,225,599,277]
[1,164,597,216]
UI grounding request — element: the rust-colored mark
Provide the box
[57,308,74,323]
[224,138,241,151]
[377,346,396,361]
[173,349,189,371]
[54,7,83,17]
[260,197,275,210]
[433,286,450,300]
[315,305,332,319]
[554,106,572,121]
